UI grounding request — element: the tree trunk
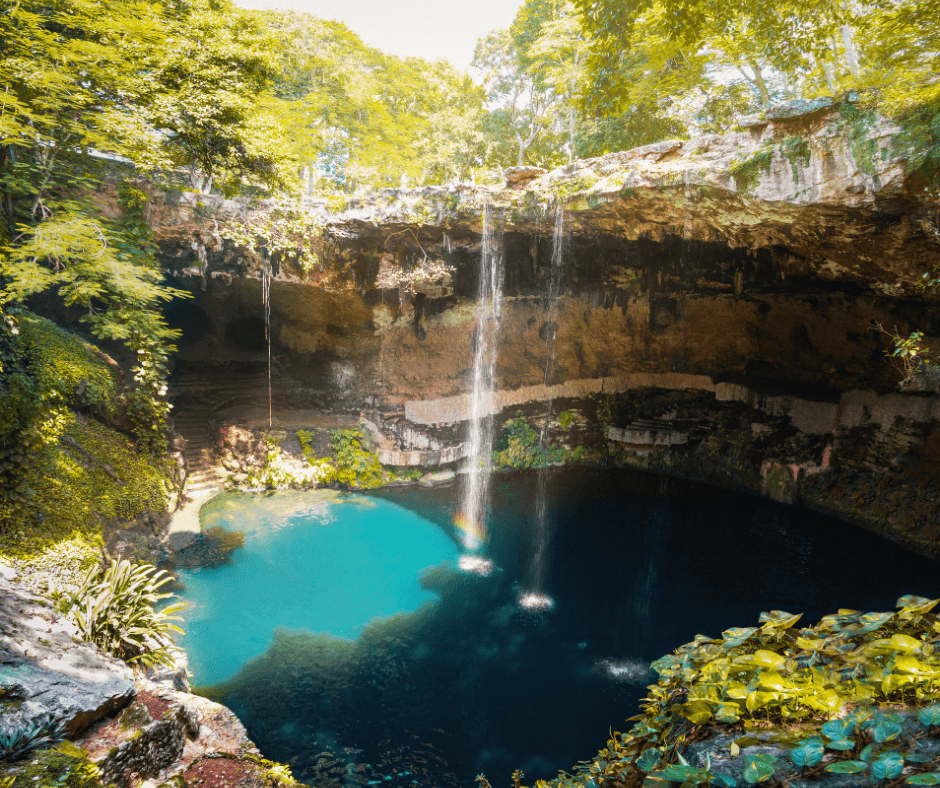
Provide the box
[738,61,771,108]
[841,24,861,76]
[748,60,771,108]
[817,54,837,93]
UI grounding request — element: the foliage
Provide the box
[491,418,569,470]
[534,596,940,788]
[729,142,776,192]
[256,10,493,187]
[50,559,184,668]
[245,447,335,490]
[872,322,940,380]
[558,411,577,430]
[4,742,104,788]
[0,314,170,541]
[1,0,297,460]
[220,202,326,274]
[0,714,67,763]
[328,429,385,489]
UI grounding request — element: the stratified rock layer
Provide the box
[135,98,940,554]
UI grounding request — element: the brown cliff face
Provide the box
[145,99,940,555]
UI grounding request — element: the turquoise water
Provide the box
[171,469,940,788]
[173,490,459,686]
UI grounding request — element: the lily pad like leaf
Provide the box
[872,753,905,781]
[874,721,903,743]
[919,705,940,727]
[855,612,895,634]
[722,627,758,649]
[822,720,854,740]
[890,634,925,654]
[743,755,777,784]
[790,741,824,768]
[636,748,662,773]
[759,610,803,629]
[898,596,939,612]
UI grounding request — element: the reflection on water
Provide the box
[178,469,940,787]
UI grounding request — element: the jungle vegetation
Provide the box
[0,0,937,538]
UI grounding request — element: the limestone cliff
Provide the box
[138,97,940,556]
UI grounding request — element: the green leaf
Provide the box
[721,627,758,648]
[636,748,662,773]
[826,740,856,751]
[873,721,904,743]
[872,752,904,781]
[825,761,869,774]
[742,755,776,784]
[907,774,940,785]
[918,705,940,726]
[790,740,824,768]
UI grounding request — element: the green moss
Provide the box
[118,701,152,729]
[779,135,812,184]
[729,141,775,192]
[10,744,104,788]
[1,412,168,557]
[839,104,881,177]
[15,312,120,419]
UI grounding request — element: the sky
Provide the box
[232,0,524,73]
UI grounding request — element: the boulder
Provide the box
[0,566,135,737]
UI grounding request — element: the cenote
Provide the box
[172,467,940,788]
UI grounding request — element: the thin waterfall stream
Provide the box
[456,203,504,556]
[520,204,565,610]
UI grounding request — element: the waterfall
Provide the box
[456,204,504,553]
[520,204,564,611]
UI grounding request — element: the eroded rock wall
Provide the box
[143,98,940,553]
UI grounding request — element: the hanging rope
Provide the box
[263,249,272,427]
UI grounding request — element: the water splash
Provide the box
[524,204,565,603]
[456,204,504,551]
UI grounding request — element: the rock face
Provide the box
[0,561,136,737]
[132,98,940,552]
[0,562,285,788]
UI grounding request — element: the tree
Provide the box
[0,0,294,451]
[472,0,564,167]
[255,10,493,187]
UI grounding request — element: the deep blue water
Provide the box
[173,468,940,788]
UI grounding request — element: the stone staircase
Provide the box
[169,364,270,498]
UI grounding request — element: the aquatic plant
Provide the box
[50,558,184,667]
[524,596,940,788]
[0,714,67,763]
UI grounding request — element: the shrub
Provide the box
[0,714,67,763]
[328,429,384,488]
[50,559,184,667]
